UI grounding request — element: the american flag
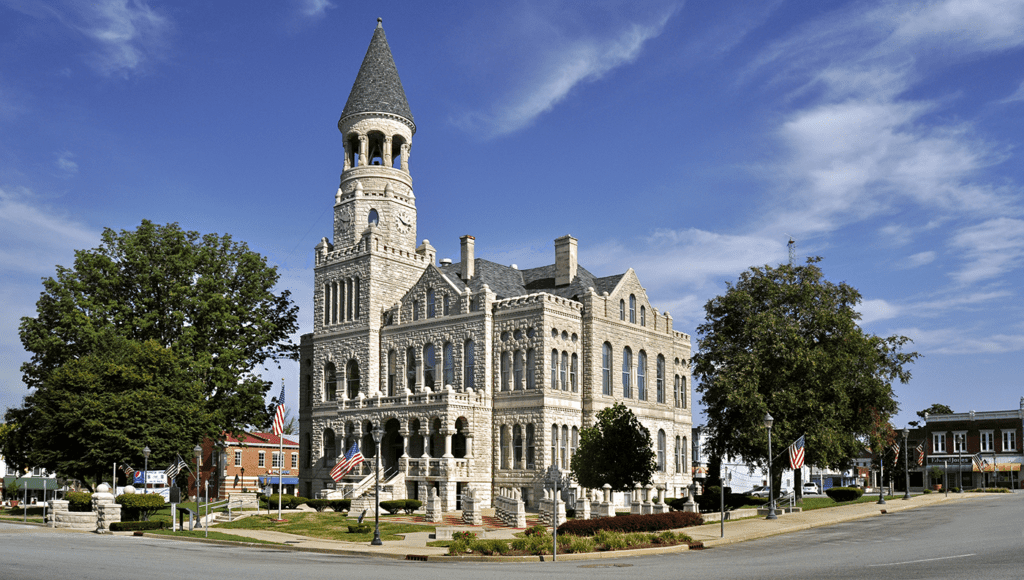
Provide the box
[330,443,364,482]
[891,442,900,466]
[121,463,135,477]
[788,435,805,470]
[271,381,286,436]
[915,442,925,466]
[165,455,188,479]
[972,453,985,472]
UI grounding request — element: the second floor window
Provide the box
[980,431,993,452]
[1003,430,1017,451]
[234,450,242,466]
[932,433,946,454]
[258,451,266,468]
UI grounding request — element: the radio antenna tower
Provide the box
[787,236,796,266]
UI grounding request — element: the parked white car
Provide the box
[802,482,820,494]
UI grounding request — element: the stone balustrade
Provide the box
[493,487,526,528]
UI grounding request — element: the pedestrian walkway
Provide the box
[150,492,982,561]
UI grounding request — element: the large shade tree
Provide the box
[570,403,657,492]
[692,258,918,499]
[5,221,298,488]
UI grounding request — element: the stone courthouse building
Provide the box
[297,20,694,511]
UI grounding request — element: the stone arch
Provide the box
[322,428,336,462]
[453,416,469,458]
[382,418,402,473]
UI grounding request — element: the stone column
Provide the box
[400,429,410,458]
[343,140,351,171]
[465,434,474,458]
[358,135,368,167]
[443,430,454,458]
[400,143,409,172]
[91,483,119,534]
[383,135,393,167]
[48,499,69,528]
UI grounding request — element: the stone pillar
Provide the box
[400,143,409,172]
[425,487,443,523]
[383,135,393,167]
[579,490,591,520]
[343,140,351,171]
[358,135,368,167]
[631,485,643,515]
[465,434,474,458]
[421,434,430,458]
[400,429,410,458]
[642,484,654,514]
[48,499,69,528]
[443,430,454,458]
[91,483,119,534]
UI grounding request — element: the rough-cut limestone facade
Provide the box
[298,22,693,512]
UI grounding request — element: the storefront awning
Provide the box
[973,462,1021,472]
[3,476,61,491]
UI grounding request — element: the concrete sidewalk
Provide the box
[149,492,982,561]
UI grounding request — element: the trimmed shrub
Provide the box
[469,539,510,555]
[511,535,550,555]
[263,494,309,509]
[452,531,476,541]
[66,491,93,512]
[402,499,422,514]
[379,500,405,515]
[557,510,703,536]
[348,524,372,533]
[329,499,351,513]
[116,493,166,521]
[825,487,863,502]
[950,487,961,493]
[968,487,1010,493]
[922,489,932,494]
[306,499,329,512]
[110,520,165,531]
[523,524,546,537]
[562,535,596,553]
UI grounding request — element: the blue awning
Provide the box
[258,476,299,485]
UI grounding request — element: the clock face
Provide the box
[339,206,352,223]
[396,210,413,233]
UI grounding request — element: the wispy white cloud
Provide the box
[457,9,675,137]
[55,150,78,176]
[999,79,1024,104]
[0,186,98,275]
[296,0,333,19]
[891,326,1024,354]
[904,251,936,268]
[858,298,901,324]
[949,217,1024,284]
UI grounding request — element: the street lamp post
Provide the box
[764,413,777,520]
[143,446,151,495]
[370,425,383,546]
[193,444,202,509]
[900,428,910,500]
[956,434,964,492]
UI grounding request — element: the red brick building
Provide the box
[192,432,300,500]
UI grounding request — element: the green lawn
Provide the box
[216,511,433,542]
[146,529,281,544]
[797,494,903,510]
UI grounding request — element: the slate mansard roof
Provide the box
[340,20,414,126]
[436,259,625,302]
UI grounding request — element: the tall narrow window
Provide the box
[571,426,578,461]
[680,376,687,408]
[551,349,559,389]
[501,351,511,391]
[387,350,396,396]
[346,359,360,399]
[513,425,523,466]
[561,425,569,469]
[406,347,417,390]
[324,362,337,401]
[464,340,475,390]
[675,436,681,474]
[443,342,454,386]
[658,430,666,472]
[602,342,612,395]
[526,349,536,389]
[637,351,647,401]
[640,305,646,326]
[619,300,625,320]
[570,353,578,392]
[259,451,266,468]
[423,343,435,389]
[513,350,524,390]
[1004,431,1017,451]
[551,425,558,467]
[622,347,632,398]
[682,436,688,474]
[500,426,509,469]
[629,294,636,323]
[347,279,353,320]
[526,424,535,466]
[235,450,242,466]
[656,355,665,403]
[353,278,359,319]
[412,299,419,321]
[324,282,331,325]
[560,351,568,391]
[427,289,436,318]
[443,295,450,315]
[674,375,680,408]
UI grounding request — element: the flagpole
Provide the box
[278,434,284,520]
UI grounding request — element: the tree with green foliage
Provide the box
[570,403,657,492]
[909,403,953,427]
[5,221,298,488]
[692,258,919,500]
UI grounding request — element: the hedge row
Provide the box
[824,487,863,502]
[557,510,704,536]
[110,521,166,532]
[379,499,422,514]
[66,492,93,512]
[259,494,310,509]
[305,499,353,512]
[116,493,166,521]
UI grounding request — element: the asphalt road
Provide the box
[1,493,1020,580]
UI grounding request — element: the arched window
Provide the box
[674,375,680,408]
[423,343,436,389]
[560,351,568,391]
[352,278,360,319]
[551,424,558,467]
[526,348,536,389]
[658,430,666,472]
[640,305,646,326]
[323,429,336,463]
[656,355,665,403]
[500,426,509,469]
[346,359,360,399]
[464,340,475,390]
[500,351,511,391]
[412,299,420,321]
[602,342,612,395]
[571,426,579,461]
[387,350,396,396]
[443,342,454,386]
[629,295,636,323]
[324,282,331,326]
[619,299,625,320]
[324,362,337,401]
[526,424,536,466]
[513,425,523,466]
[680,376,687,408]
[427,289,436,318]
[443,295,450,316]
[675,436,681,474]
[560,425,569,469]
[303,432,312,468]
[368,209,379,226]
[513,350,524,390]
[570,353,578,392]
[406,347,417,390]
[637,350,647,401]
[551,349,558,389]
[682,436,688,474]
[622,347,632,398]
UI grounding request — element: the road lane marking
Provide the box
[868,554,975,567]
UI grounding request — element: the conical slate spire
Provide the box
[341,19,414,126]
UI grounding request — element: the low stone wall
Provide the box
[493,487,526,528]
[48,482,122,532]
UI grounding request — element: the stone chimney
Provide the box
[460,235,475,281]
[555,235,577,286]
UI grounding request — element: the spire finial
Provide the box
[377,17,383,28]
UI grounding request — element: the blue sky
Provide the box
[2,0,1023,430]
